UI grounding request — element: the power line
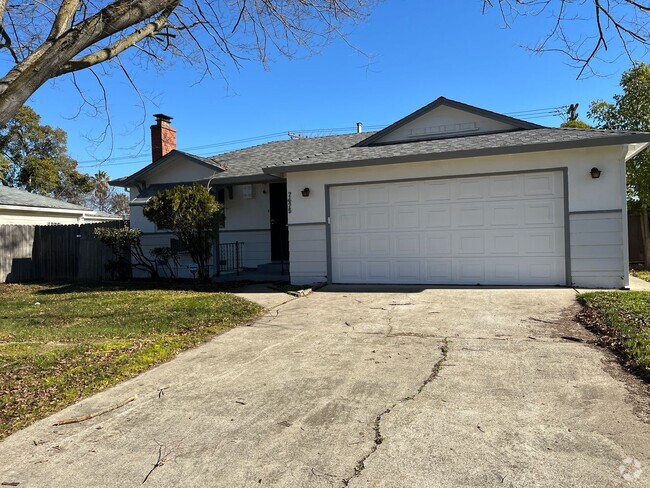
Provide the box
[76,106,567,169]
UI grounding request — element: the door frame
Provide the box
[324,167,571,286]
[269,181,289,262]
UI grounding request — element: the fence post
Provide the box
[235,241,240,275]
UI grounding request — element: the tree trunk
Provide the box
[641,208,650,269]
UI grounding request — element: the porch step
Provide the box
[256,262,289,275]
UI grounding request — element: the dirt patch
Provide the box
[569,305,650,424]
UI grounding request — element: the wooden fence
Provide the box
[0,221,127,283]
[629,213,647,264]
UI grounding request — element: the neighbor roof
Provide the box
[0,185,89,211]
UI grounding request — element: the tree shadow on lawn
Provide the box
[34,280,255,295]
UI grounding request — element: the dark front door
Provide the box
[269,182,289,261]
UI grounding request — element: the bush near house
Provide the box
[577,292,650,380]
[0,284,262,440]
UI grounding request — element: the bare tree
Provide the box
[483,1,650,77]
[0,0,372,126]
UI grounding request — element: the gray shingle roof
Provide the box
[0,185,90,211]
[0,185,120,218]
[201,132,370,183]
[262,128,650,172]
[115,127,650,188]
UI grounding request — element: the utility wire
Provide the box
[76,106,567,169]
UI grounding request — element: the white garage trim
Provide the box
[325,168,571,286]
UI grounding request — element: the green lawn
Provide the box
[631,269,650,282]
[578,291,650,379]
[0,284,263,440]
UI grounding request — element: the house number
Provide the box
[287,191,292,214]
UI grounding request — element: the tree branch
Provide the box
[57,2,179,76]
[48,0,81,41]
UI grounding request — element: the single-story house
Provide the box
[0,185,120,225]
[110,98,650,288]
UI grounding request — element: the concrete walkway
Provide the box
[0,286,649,487]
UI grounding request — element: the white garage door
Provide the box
[329,171,566,285]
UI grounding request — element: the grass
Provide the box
[631,269,650,283]
[577,291,650,379]
[0,283,263,440]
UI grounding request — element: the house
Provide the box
[110,99,650,288]
[0,185,120,225]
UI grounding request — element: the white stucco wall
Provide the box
[286,145,628,287]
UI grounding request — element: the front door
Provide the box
[269,182,289,261]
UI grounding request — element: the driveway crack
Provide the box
[341,339,449,486]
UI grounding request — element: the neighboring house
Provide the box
[111,98,650,288]
[0,185,120,225]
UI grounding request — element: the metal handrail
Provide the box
[218,242,243,275]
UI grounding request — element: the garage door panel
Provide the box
[365,185,390,205]
[330,171,565,285]
[394,234,420,256]
[334,260,363,282]
[489,261,520,282]
[365,207,390,230]
[391,183,419,204]
[525,230,562,254]
[454,232,485,255]
[393,261,422,282]
[488,175,522,199]
[424,233,452,255]
[333,186,361,206]
[392,206,420,229]
[456,178,485,200]
[366,261,391,282]
[425,260,453,282]
[421,181,452,202]
[485,231,520,255]
[366,234,391,256]
[524,172,558,196]
[332,210,362,233]
[524,200,562,226]
[423,205,452,228]
[454,205,485,227]
[332,235,362,257]
[486,204,523,227]
[456,260,486,283]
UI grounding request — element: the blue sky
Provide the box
[20,0,647,180]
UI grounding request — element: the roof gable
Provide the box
[357,97,542,147]
[110,150,226,187]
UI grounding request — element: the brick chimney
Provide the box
[151,114,176,162]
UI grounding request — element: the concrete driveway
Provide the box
[1,286,649,487]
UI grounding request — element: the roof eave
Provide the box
[266,134,650,174]
[0,204,97,215]
[197,173,285,186]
